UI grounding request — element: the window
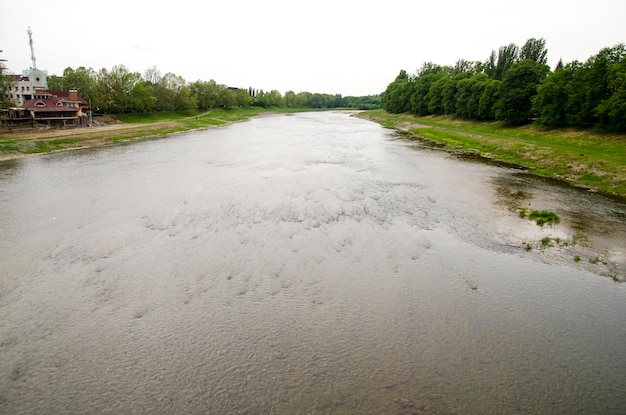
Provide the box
[35,101,46,107]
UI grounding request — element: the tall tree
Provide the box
[594,51,626,130]
[62,66,97,102]
[143,65,162,84]
[381,72,413,113]
[494,43,519,80]
[410,63,444,115]
[498,60,549,125]
[533,62,577,126]
[0,58,15,107]
[94,65,141,113]
[519,38,548,64]
[478,79,501,119]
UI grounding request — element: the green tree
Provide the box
[594,57,626,131]
[455,74,489,119]
[46,75,64,91]
[234,88,252,107]
[295,91,312,107]
[567,44,626,127]
[427,75,448,114]
[410,63,443,115]
[494,43,519,80]
[284,90,297,107]
[478,79,501,119]
[0,58,15,108]
[190,80,221,109]
[498,60,549,125]
[519,38,548,64]
[128,81,156,112]
[94,65,142,113]
[533,62,577,126]
[381,72,413,113]
[63,66,97,102]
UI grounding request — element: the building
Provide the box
[1,88,91,129]
[7,68,48,106]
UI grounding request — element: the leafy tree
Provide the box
[174,85,197,111]
[594,56,626,130]
[427,76,448,114]
[519,38,548,64]
[565,44,625,127]
[295,91,312,107]
[533,62,577,126]
[455,74,489,119]
[381,71,413,113]
[218,87,236,108]
[494,43,519,80]
[498,60,549,125]
[308,93,328,108]
[484,50,497,79]
[128,81,156,112]
[284,90,297,107]
[410,63,443,115]
[190,79,221,109]
[46,75,64,91]
[63,67,97,102]
[478,79,501,119]
[0,58,16,107]
[234,88,252,107]
[143,65,162,84]
[94,65,142,113]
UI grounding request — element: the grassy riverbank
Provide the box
[357,109,626,199]
[0,107,284,160]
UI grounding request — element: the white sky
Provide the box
[1,0,625,96]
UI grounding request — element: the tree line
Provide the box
[39,65,380,113]
[381,39,626,131]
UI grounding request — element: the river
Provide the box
[1,111,625,414]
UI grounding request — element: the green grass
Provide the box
[519,208,560,226]
[358,110,626,198]
[528,210,560,226]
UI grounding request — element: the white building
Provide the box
[8,68,48,107]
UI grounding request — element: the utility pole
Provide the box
[27,27,37,69]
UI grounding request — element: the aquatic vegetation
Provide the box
[519,208,560,226]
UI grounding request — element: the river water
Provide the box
[1,111,625,414]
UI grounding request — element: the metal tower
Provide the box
[27,27,37,69]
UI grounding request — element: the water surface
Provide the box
[1,111,625,414]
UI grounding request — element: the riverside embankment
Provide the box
[357,109,626,200]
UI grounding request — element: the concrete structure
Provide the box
[7,68,49,106]
[1,88,92,130]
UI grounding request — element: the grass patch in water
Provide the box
[519,208,560,226]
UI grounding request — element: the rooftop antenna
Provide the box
[27,27,37,69]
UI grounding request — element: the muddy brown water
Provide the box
[1,111,625,414]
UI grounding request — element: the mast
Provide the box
[27,27,37,69]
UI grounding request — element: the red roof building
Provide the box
[22,88,91,127]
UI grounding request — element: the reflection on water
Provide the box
[0,112,625,414]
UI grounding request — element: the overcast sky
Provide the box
[1,0,625,96]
